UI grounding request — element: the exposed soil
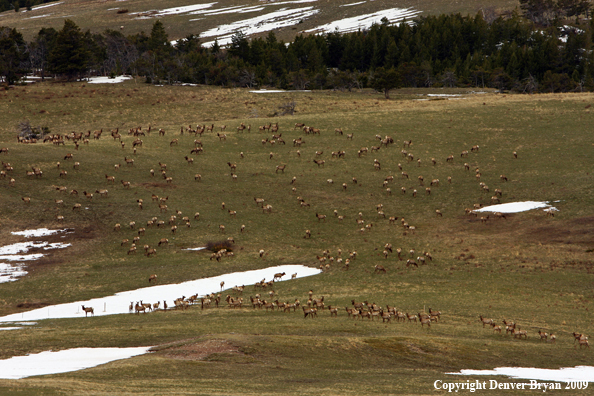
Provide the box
[524,216,594,246]
[139,182,177,189]
[22,225,98,272]
[154,339,242,361]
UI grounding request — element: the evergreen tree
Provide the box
[48,19,89,80]
[229,31,250,61]
[370,66,400,98]
[0,26,28,84]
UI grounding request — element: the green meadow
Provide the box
[0,80,592,395]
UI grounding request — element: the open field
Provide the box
[0,0,519,42]
[0,81,592,394]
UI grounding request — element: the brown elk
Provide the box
[81,305,94,317]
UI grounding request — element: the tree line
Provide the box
[0,0,53,13]
[1,10,594,95]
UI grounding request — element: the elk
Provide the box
[374,264,387,273]
[275,164,286,173]
[273,272,285,281]
[429,308,441,321]
[316,213,327,221]
[81,305,94,317]
[479,315,494,328]
[406,313,417,323]
[513,328,528,339]
[573,332,587,344]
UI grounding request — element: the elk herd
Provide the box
[479,315,588,348]
[7,112,583,352]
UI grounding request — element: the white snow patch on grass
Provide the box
[448,366,594,383]
[27,14,52,19]
[0,241,70,256]
[0,263,28,283]
[341,1,366,6]
[11,228,67,238]
[87,76,132,84]
[304,7,420,34]
[201,7,319,47]
[264,0,318,4]
[0,253,45,262]
[0,265,321,323]
[0,347,152,379]
[153,2,216,16]
[31,2,63,10]
[204,6,265,15]
[250,89,287,93]
[474,201,558,214]
[249,89,312,93]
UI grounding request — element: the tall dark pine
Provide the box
[0,26,28,84]
[48,19,90,80]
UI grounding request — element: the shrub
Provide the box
[205,240,233,253]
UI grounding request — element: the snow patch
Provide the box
[27,14,52,19]
[0,265,321,323]
[87,76,132,84]
[147,2,216,17]
[0,263,28,283]
[341,1,367,6]
[474,201,558,214]
[31,2,63,10]
[249,89,312,93]
[201,7,319,47]
[11,228,67,238]
[0,347,152,379]
[304,7,420,34]
[448,366,594,383]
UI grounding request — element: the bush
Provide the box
[205,240,233,253]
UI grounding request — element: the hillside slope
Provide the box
[1,0,518,43]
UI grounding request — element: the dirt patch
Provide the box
[16,301,52,309]
[6,225,98,274]
[571,216,594,225]
[524,217,594,246]
[139,182,177,189]
[154,339,242,361]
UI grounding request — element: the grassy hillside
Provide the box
[0,0,519,42]
[0,81,592,394]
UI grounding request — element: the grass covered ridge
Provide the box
[0,82,592,394]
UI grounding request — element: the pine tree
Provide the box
[48,19,90,80]
[370,66,400,98]
[0,26,28,84]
